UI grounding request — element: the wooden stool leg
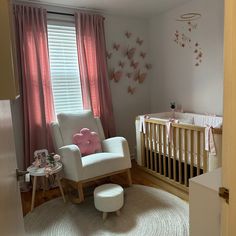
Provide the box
[127,169,132,186]
[77,182,84,202]
[31,176,37,211]
[103,212,107,220]
[56,174,66,202]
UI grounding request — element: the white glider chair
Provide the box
[50,110,132,202]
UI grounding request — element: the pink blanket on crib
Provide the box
[205,126,216,155]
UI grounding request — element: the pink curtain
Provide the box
[75,12,116,137]
[14,5,55,169]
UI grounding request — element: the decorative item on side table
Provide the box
[27,149,66,211]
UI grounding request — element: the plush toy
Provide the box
[73,128,102,156]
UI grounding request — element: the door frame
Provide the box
[221,0,236,235]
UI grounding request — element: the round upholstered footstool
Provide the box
[94,184,124,220]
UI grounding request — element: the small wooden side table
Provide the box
[27,162,65,211]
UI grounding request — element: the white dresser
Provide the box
[189,168,221,236]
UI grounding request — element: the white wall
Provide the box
[104,15,151,155]
[149,0,224,115]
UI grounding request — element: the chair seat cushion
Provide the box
[73,128,102,156]
[81,153,129,180]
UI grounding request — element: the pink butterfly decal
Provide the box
[110,70,123,83]
[125,31,132,38]
[128,86,136,95]
[130,60,139,69]
[136,37,143,45]
[145,63,152,70]
[126,47,136,60]
[126,72,132,78]
[134,70,147,84]
[118,61,125,68]
[113,43,120,51]
[140,51,146,59]
[106,51,112,59]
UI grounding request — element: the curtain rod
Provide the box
[47,11,74,16]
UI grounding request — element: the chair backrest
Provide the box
[51,110,105,150]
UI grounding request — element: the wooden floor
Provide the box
[21,160,187,216]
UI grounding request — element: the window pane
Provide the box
[47,23,83,114]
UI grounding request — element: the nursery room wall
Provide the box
[149,0,224,115]
[104,15,151,156]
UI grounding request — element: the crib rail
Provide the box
[140,119,209,190]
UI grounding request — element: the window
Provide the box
[47,22,83,114]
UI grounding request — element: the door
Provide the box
[0,100,25,235]
[221,0,236,235]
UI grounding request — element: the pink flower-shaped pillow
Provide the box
[72,128,102,156]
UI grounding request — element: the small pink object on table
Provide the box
[73,128,102,156]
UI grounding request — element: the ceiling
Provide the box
[25,0,190,18]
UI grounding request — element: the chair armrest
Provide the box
[102,137,130,158]
[58,144,83,182]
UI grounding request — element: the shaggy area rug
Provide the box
[24,184,189,236]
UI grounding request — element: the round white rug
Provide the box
[24,185,189,236]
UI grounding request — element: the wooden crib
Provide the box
[135,112,222,193]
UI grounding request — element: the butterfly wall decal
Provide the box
[113,43,120,51]
[106,51,112,59]
[130,60,139,69]
[134,70,147,84]
[110,70,123,83]
[118,61,125,68]
[128,86,136,95]
[140,51,147,59]
[126,47,136,60]
[126,72,132,78]
[187,21,198,32]
[136,37,143,46]
[145,63,152,70]
[125,31,132,38]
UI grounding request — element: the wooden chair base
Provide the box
[126,169,132,186]
[63,168,132,203]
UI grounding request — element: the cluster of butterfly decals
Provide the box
[173,13,203,67]
[106,30,152,95]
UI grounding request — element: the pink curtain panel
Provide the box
[14,5,55,169]
[75,12,116,137]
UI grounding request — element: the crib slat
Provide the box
[158,125,162,174]
[168,126,171,179]
[197,131,201,175]
[163,125,167,177]
[184,129,188,186]
[145,122,149,168]
[179,128,182,184]
[173,127,177,181]
[141,131,145,166]
[190,130,194,178]
[149,123,153,170]
[175,128,179,181]
[203,150,208,173]
[153,124,158,172]
[203,130,208,173]
[143,124,147,167]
